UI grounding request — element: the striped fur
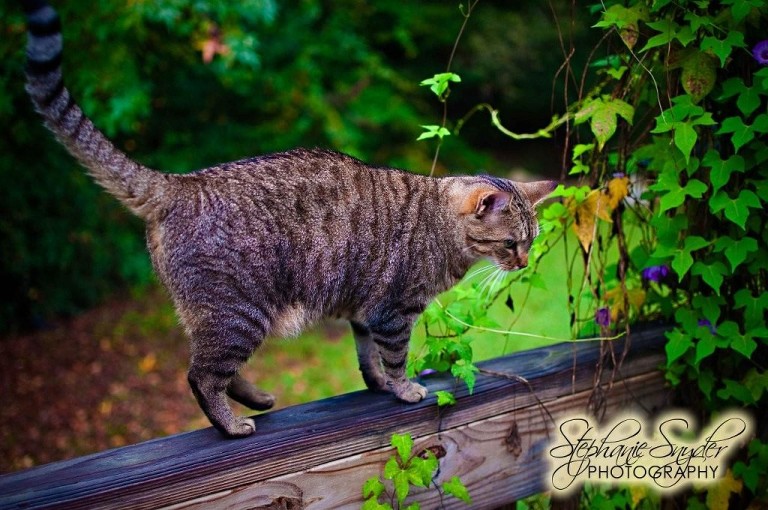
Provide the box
[22,0,556,437]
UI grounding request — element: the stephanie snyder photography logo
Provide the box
[547,410,753,495]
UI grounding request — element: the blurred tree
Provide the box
[0,0,589,334]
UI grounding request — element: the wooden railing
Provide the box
[0,325,669,510]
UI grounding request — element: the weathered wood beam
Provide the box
[0,325,669,510]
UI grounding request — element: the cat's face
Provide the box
[462,181,556,271]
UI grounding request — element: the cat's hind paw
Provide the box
[390,380,428,403]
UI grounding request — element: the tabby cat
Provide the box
[22,0,556,437]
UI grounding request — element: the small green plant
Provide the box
[362,433,471,510]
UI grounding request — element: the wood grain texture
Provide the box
[0,324,669,510]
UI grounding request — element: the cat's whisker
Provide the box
[486,269,504,300]
[490,270,508,297]
[480,267,502,301]
[464,264,495,281]
[477,267,499,294]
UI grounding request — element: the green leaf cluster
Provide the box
[578,0,768,504]
[444,0,768,505]
[362,433,470,509]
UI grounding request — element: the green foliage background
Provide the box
[0,0,585,333]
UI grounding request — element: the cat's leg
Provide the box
[351,321,388,392]
[226,374,275,410]
[369,314,427,403]
[187,327,261,438]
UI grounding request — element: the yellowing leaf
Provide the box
[99,400,113,416]
[605,287,647,321]
[706,469,743,510]
[138,353,157,374]
[630,485,648,507]
[569,190,612,251]
[681,51,716,102]
[606,176,630,209]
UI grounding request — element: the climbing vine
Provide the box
[409,0,768,507]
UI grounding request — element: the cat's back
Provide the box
[152,148,442,266]
[148,147,445,317]
[161,147,436,230]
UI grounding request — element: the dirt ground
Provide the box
[0,291,206,473]
[0,288,360,474]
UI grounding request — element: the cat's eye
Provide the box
[503,239,516,250]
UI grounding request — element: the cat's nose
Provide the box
[518,254,528,268]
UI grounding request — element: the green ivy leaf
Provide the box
[756,67,768,90]
[673,121,698,163]
[420,72,461,99]
[663,235,709,280]
[697,369,716,399]
[692,294,724,325]
[593,4,648,31]
[651,0,674,11]
[716,116,754,152]
[700,31,745,67]
[695,333,718,364]
[666,328,693,365]
[714,236,758,271]
[662,178,708,213]
[715,321,757,358]
[450,360,479,394]
[734,290,768,329]
[393,470,410,505]
[702,151,745,192]
[723,0,762,23]
[641,19,680,52]
[736,87,761,116]
[362,497,392,510]
[363,477,386,499]
[752,113,768,134]
[709,189,761,229]
[391,433,413,463]
[733,439,768,494]
[435,390,457,407]
[718,77,745,100]
[417,125,451,141]
[691,260,728,294]
[731,334,758,359]
[589,97,634,149]
[384,456,401,480]
[717,321,741,338]
[743,369,768,402]
[716,378,756,404]
[406,455,436,487]
[443,476,472,504]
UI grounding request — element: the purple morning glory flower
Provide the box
[698,319,717,335]
[641,265,670,282]
[753,40,768,66]
[419,368,437,377]
[595,307,611,327]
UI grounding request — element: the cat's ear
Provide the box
[517,180,558,206]
[465,190,510,217]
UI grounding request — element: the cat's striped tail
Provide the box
[22,0,165,219]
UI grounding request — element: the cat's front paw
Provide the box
[224,417,256,438]
[389,380,428,403]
